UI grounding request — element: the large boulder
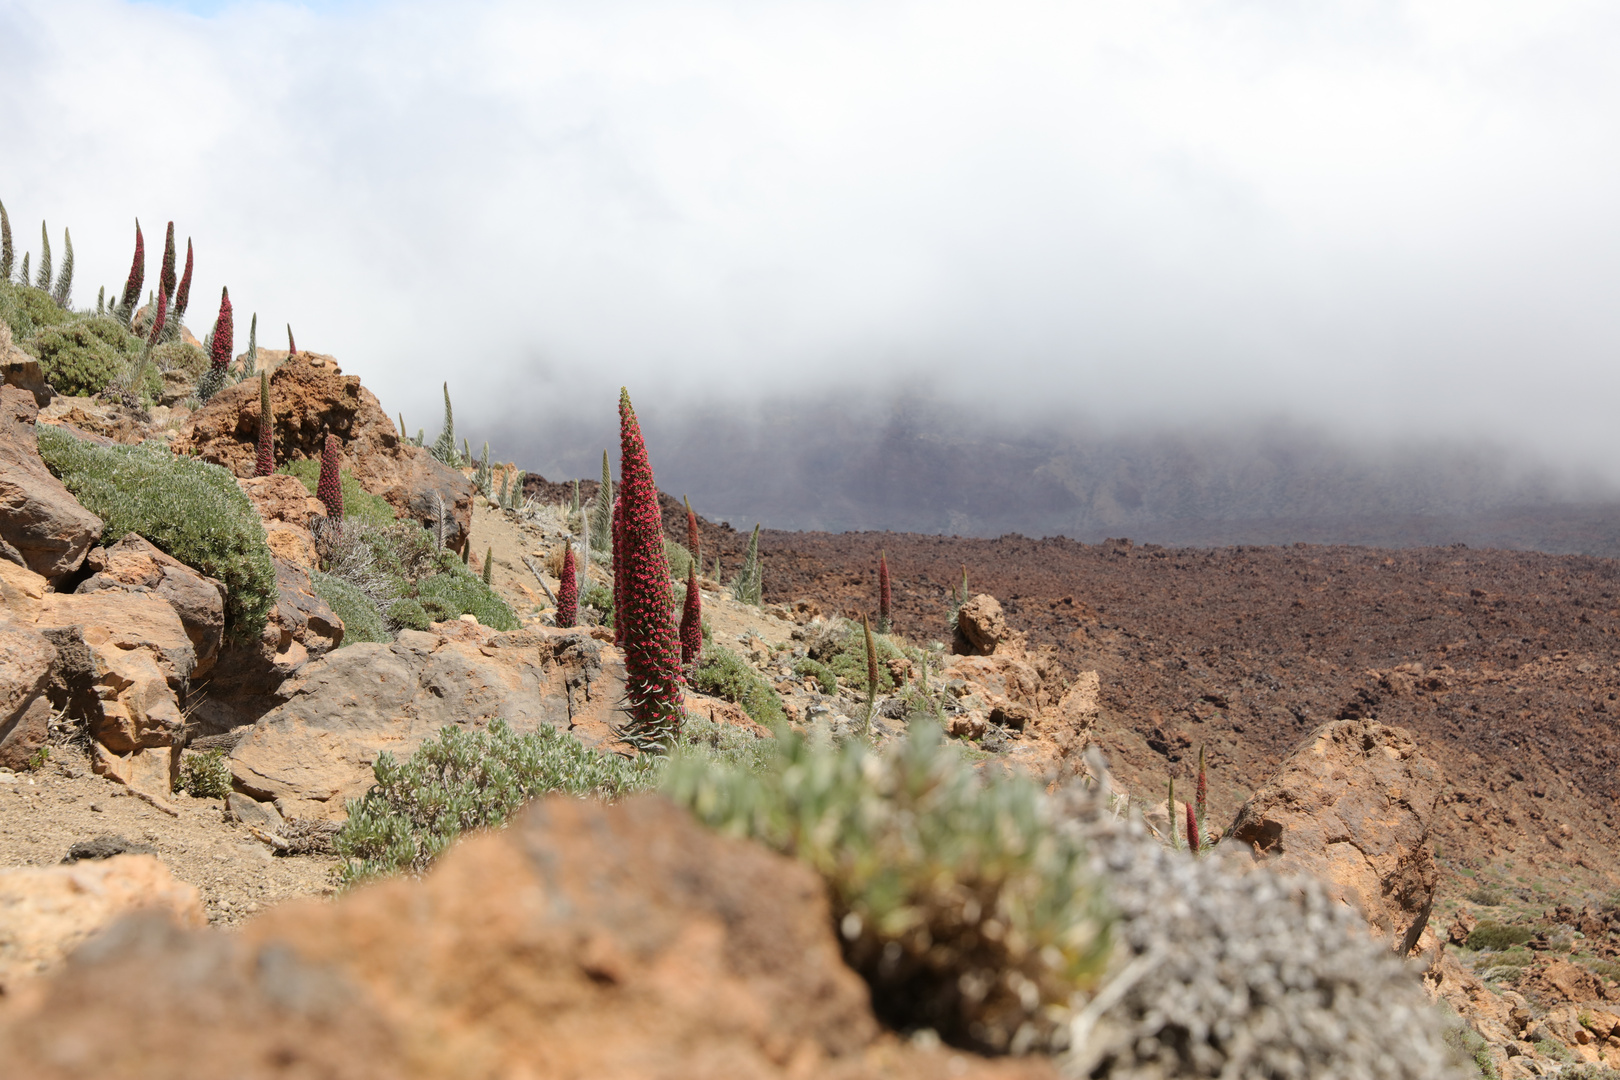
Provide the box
[0,624,56,770]
[229,626,625,820]
[175,355,471,552]
[77,533,227,679]
[236,474,323,569]
[953,593,1009,655]
[0,797,1048,1079]
[1,352,51,408]
[1222,716,1444,953]
[0,854,204,996]
[0,385,102,581]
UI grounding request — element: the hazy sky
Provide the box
[5,1,1620,476]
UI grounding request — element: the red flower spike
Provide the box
[173,239,193,322]
[680,561,702,665]
[316,434,343,522]
[255,372,274,477]
[287,324,296,358]
[615,388,684,743]
[209,287,233,372]
[557,544,578,628]
[159,222,176,305]
[1185,800,1201,852]
[146,285,168,347]
[878,549,891,632]
[611,494,623,647]
[1196,744,1207,825]
[685,496,700,571]
[119,220,144,313]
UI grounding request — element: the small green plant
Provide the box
[25,745,49,772]
[335,719,661,883]
[1441,1011,1499,1080]
[730,523,763,604]
[582,582,613,625]
[688,644,786,727]
[175,749,233,799]
[310,570,390,645]
[416,551,519,630]
[664,722,1113,1054]
[1466,884,1504,906]
[793,658,837,694]
[429,381,459,466]
[805,618,906,694]
[1467,921,1534,950]
[37,428,276,642]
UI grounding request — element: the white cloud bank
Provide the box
[4,0,1620,474]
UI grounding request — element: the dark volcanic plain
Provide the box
[758,530,1620,899]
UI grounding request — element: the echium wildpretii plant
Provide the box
[611,488,624,645]
[474,441,492,497]
[117,219,144,322]
[591,450,613,558]
[316,433,344,522]
[861,612,878,737]
[198,286,233,403]
[614,388,684,750]
[0,197,12,282]
[159,221,177,304]
[483,546,493,586]
[34,221,51,290]
[286,324,297,357]
[167,238,193,337]
[684,495,700,571]
[556,543,578,627]
[430,382,459,466]
[730,523,762,605]
[679,560,701,665]
[255,371,275,476]
[878,549,892,633]
[51,227,73,308]
[242,312,258,378]
[18,253,27,288]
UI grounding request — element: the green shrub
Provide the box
[335,719,661,883]
[807,619,907,694]
[310,570,389,645]
[1441,1012,1499,1080]
[175,749,234,799]
[665,722,1112,1053]
[386,597,431,631]
[279,460,397,527]
[794,657,837,695]
[0,279,73,341]
[37,428,275,642]
[664,538,693,582]
[582,582,613,625]
[151,339,208,379]
[689,645,786,726]
[1466,885,1504,906]
[1468,921,1534,951]
[26,315,146,397]
[416,552,518,630]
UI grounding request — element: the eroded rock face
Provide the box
[235,474,323,569]
[0,624,56,770]
[175,356,469,552]
[1222,716,1443,952]
[0,797,1048,1080]
[77,533,226,679]
[953,593,1008,655]
[0,854,204,996]
[0,386,103,581]
[229,626,626,820]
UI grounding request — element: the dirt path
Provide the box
[0,746,336,926]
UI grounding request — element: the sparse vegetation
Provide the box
[37,426,276,642]
[22,313,145,397]
[688,644,785,727]
[1467,921,1534,951]
[175,749,234,799]
[310,570,390,644]
[804,618,907,694]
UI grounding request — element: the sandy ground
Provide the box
[0,745,337,926]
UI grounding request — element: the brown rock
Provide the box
[236,473,325,568]
[175,357,469,552]
[1223,717,1443,952]
[0,386,103,581]
[1,352,51,407]
[1525,959,1609,1004]
[0,797,1050,1080]
[953,593,1008,655]
[0,854,204,995]
[229,627,625,819]
[1449,908,1478,947]
[0,624,56,770]
[77,533,226,679]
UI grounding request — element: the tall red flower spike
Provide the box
[159,222,177,305]
[878,549,891,632]
[146,285,168,346]
[287,324,297,358]
[679,560,702,665]
[255,372,275,477]
[316,434,343,522]
[684,495,700,570]
[1196,744,1207,827]
[173,238,194,323]
[118,220,144,313]
[1185,800,1201,853]
[556,544,578,628]
[209,287,233,372]
[615,388,683,746]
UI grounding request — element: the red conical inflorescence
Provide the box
[556,544,578,628]
[173,238,193,324]
[118,220,144,313]
[287,324,297,358]
[878,549,891,633]
[685,495,700,570]
[159,222,177,305]
[316,434,343,522]
[146,285,168,346]
[680,561,702,665]
[1196,744,1207,828]
[209,287,233,373]
[255,372,274,477]
[611,494,624,647]
[615,388,684,744]
[1185,800,1201,852]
